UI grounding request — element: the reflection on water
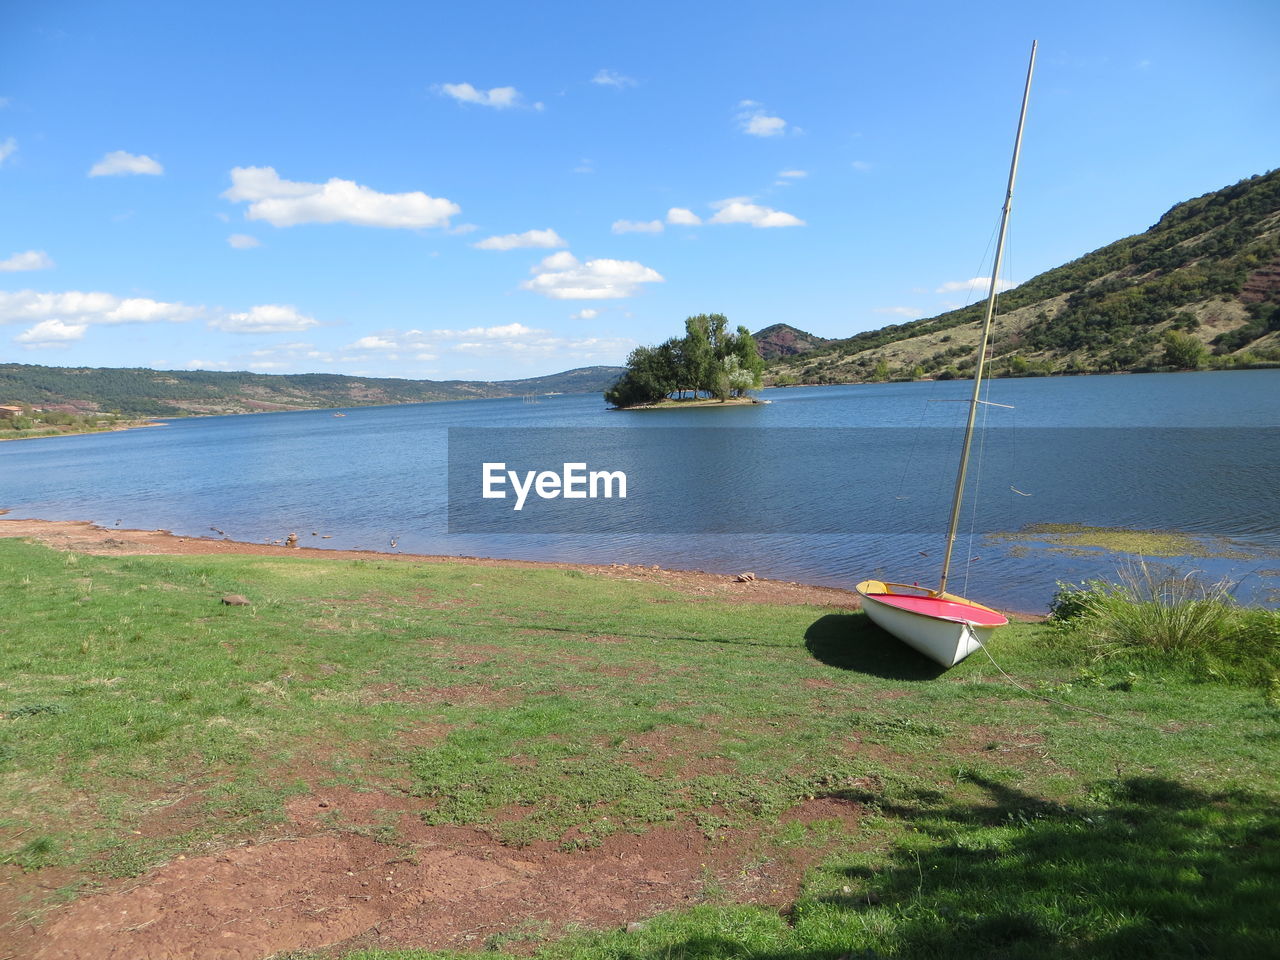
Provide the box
[2,370,1277,612]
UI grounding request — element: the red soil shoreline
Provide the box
[0,512,1044,618]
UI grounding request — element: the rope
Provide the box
[973,634,1160,729]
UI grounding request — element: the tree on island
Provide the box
[605,314,765,408]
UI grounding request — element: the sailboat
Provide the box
[856,42,1037,668]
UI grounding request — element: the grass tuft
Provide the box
[1049,561,1279,686]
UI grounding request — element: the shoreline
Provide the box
[0,419,164,443]
[618,396,768,410]
[0,512,1046,619]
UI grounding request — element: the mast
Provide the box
[937,40,1037,596]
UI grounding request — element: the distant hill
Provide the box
[0,364,626,418]
[750,323,833,360]
[768,169,1280,384]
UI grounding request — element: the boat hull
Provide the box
[855,580,1007,667]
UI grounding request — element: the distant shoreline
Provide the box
[0,419,164,443]
[617,396,768,410]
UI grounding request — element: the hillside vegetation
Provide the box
[769,169,1280,385]
[0,364,625,418]
[751,323,833,360]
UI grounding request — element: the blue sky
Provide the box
[1,0,1277,381]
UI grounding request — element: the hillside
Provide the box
[750,323,833,360]
[768,169,1280,384]
[0,364,626,418]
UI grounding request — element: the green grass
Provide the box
[1,537,1277,958]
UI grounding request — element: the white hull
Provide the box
[857,591,995,667]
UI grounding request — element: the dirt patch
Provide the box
[588,661,659,680]
[25,785,855,960]
[617,725,737,779]
[360,682,508,707]
[395,723,453,749]
[803,677,843,690]
[960,725,1054,766]
[840,735,919,767]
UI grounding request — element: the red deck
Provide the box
[868,592,1008,626]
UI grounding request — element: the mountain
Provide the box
[750,323,833,360]
[767,169,1280,385]
[0,364,626,417]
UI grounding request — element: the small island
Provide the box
[605,313,766,409]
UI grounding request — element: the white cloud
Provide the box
[522,252,664,300]
[737,101,787,137]
[0,137,16,165]
[874,306,921,318]
[571,308,599,320]
[184,359,232,370]
[0,250,54,272]
[573,159,594,174]
[349,335,399,350]
[0,97,9,109]
[935,277,1015,294]
[592,69,636,88]
[210,304,318,333]
[340,324,543,354]
[851,160,872,172]
[249,361,288,370]
[746,115,786,136]
[433,323,539,340]
[223,166,460,230]
[15,319,87,347]
[0,290,198,330]
[89,150,163,177]
[708,197,804,228]
[612,219,663,234]
[227,233,261,249]
[666,207,702,226]
[778,169,807,179]
[473,228,566,251]
[347,323,635,365]
[438,82,522,109]
[538,251,579,270]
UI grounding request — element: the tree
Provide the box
[682,315,715,397]
[733,325,765,390]
[604,345,675,407]
[1162,330,1206,369]
[604,313,765,407]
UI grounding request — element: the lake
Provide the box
[3,370,1278,612]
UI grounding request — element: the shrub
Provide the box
[1049,562,1280,686]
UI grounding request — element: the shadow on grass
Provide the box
[807,774,1280,959]
[804,612,947,681]
[575,775,1279,960]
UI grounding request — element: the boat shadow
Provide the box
[804,612,948,681]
